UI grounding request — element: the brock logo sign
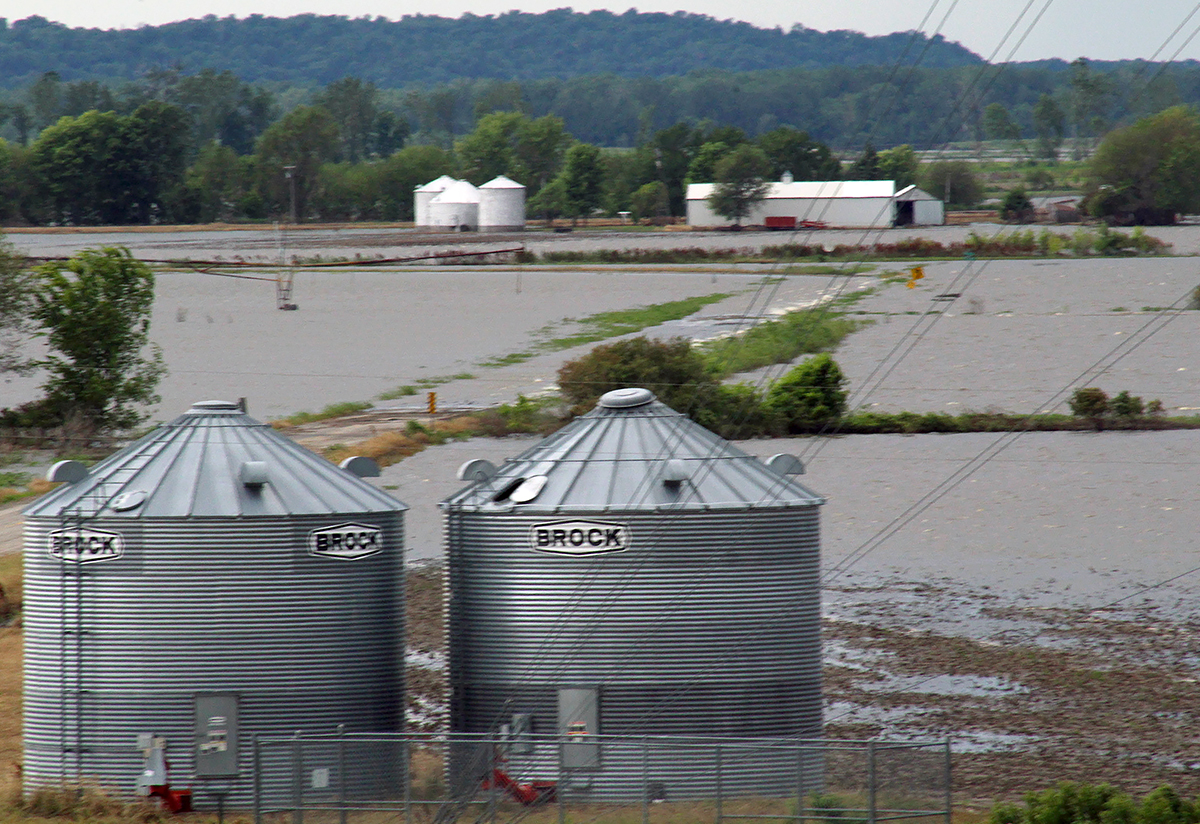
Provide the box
[529,520,630,556]
[48,527,125,564]
[308,523,383,560]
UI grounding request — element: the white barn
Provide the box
[686,178,944,229]
[895,184,945,226]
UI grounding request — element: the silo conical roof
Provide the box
[25,400,406,519]
[414,174,458,193]
[430,179,481,203]
[480,175,525,189]
[442,388,823,513]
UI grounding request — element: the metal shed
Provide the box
[442,388,825,799]
[23,401,407,809]
[686,178,896,228]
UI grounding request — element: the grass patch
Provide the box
[272,400,373,428]
[378,385,418,400]
[412,373,475,388]
[701,306,864,378]
[478,352,534,368]
[541,293,734,352]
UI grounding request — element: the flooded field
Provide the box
[4,224,1200,799]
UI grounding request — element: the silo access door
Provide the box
[558,687,600,769]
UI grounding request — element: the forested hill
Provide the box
[0,11,983,88]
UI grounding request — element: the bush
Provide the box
[1111,390,1144,417]
[763,354,848,433]
[556,336,720,416]
[987,782,1197,824]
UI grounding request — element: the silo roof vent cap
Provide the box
[599,387,655,408]
[188,400,242,414]
[339,456,380,478]
[46,460,89,484]
[765,453,806,476]
[240,461,269,487]
[662,459,690,486]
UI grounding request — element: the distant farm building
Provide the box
[414,175,526,231]
[686,177,944,229]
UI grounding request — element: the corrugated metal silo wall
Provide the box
[446,507,821,799]
[23,512,405,807]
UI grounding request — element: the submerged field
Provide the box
[3,225,1200,806]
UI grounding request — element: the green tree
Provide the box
[1000,188,1033,222]
[561,142,605,222]
[920,160,983,209]
[846,142,881,179]
[686,141,731,184]
[186,141,252,223]
[1069,58,1114,156]
[629,180,670,221]
[1087,106,1200,224]
[0,233,33,375]
[526,176,568,223]
[254,105,339,221]
[982,102,1021,142]
[763,353,848,433]
[314,76,381,163]
[1068,387,1109,430]
[755,126,840,181]
[456,111,570,194]
[877,144,919,189]
[556,336,718,416]
[29,247,165,431]
[1033,94,1066,162]
[708,144,772,226]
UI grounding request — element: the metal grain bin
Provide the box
[23,401,406,808]
[442,388,824,800]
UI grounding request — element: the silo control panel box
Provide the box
[194,693,240,777]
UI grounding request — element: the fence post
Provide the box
[944,738,952,824]
[641,738,650,824]
[714,744,722,824]
[867,741,876,824]
[557,736,566,824]
[404,737,412,824]
[253,734,262,824]
[796,741,805,824]
[337,724,347,824]
[292,730,304,824]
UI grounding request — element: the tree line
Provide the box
[3,56,1198,153]
[0,11,982,89]
[1,60,1198,226]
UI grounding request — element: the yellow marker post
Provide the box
[906,265,925,289]
[427,391,437,414]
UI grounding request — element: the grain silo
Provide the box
[478,175,526,232]
[23,401,406,809]
[442,388,824,800]
[414,175,458,227]
[428,180,481,231]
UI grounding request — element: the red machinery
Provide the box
[482,768,557,805]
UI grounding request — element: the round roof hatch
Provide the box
[599,388,655,408]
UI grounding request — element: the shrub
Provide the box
[1068,387,1109,421]
[556,336,720,416]
[763,354,848,433]
[1111,390,1145,417]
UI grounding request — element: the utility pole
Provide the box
[283,165,298,224]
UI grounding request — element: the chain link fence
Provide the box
[251,732,949,824]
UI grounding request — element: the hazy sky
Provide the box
[7,0,1200,63]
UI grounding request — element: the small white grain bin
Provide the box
[414,175,458,227]
[478,175,526,231]
[428,180,481,231]
[23,401,407,808]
